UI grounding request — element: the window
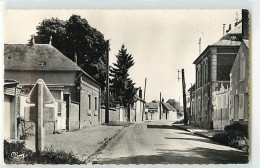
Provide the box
[95,97,97,111]
[239,94,244,119]
[88,94,91,109]
[57,102,62,117]
[240,53,246,81]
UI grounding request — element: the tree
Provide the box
[31,15,107,89]
[110,45,137,121]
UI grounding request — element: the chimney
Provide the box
[242,9,249,40]
[74,53,77,65]
[139,88,142,99]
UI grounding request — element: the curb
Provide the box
[86,125,130,164]
[171,124,212,139]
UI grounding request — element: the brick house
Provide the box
[193,22,242,129]
[4,43,101,132]
[193,10,249,129]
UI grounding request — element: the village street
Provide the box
[93,121,248,164]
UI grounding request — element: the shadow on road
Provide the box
[147,125,175,129]
[93,147,248,164]
[164,137,211,144]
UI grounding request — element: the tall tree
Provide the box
[110,45,137,121]
[32,15,107,89]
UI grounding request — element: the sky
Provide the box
[4,9,241,103]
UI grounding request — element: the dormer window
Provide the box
[39,61,46,66]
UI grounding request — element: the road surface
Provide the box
[93,121,248,164]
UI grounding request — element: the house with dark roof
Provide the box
[145,102,160,121]
[4,43,101,133]
[161,102,177,121]
[192,10,249,129]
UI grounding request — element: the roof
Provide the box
[212,40,241,47]
[4,44,99,85]
[243,39,249,48]
[146,102,159,109]
[188,84,195,92]
[193,23,242,64]
[162,102,176,111]
[134,94,145,102]
[4,79,20,88]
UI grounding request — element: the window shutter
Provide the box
[239,94,244,119]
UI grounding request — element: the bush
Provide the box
[4,140,84,164]
[224,123,248,138]
[212,125,248,151]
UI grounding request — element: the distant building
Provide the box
[188,84,195,124]
[145,102,160,120]
[130,89,146,122]
[162,102,177,121]
[4,43,101,133]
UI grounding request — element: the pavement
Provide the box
[93,121,248,164]
[171,124,225,139]
[24,124,124,162]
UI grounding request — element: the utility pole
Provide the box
[142,78,147,121]
[181,69,188,125]
[159,92,162,120]
[105,40,110,123]
[198,38,201,55]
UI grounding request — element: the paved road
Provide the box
[93,121,248,164]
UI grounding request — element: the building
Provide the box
[193,10,249,129]
[229,40,249,125]
[145,102,160,120]
[3,80,21,140]
[4,43,101,133]
[188,84,195,124]
[229,10,249,126]
[130,89,146,122]
[162,102,177,121]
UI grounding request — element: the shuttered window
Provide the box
[239,94,244,119]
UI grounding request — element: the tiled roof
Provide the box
[4,44,81,71]
[162,102,176,111]
[4,44,98,84]
[146,102,159,109]
[193,24,242,64]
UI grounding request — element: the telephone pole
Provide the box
[105,40,110,123]
[181,69,188,125]
[142,78,147,121]
[159,92,162,120]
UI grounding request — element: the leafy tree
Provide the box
[32,15,107,89]
[110,45,137,121]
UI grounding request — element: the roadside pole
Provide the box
[181,69,188,125]
[142,78,147,121]
[105,40,110,123]
[159,92,162,120]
